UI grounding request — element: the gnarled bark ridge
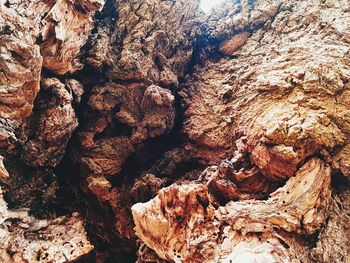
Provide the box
[1,0,350,262]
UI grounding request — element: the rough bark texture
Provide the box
[0,161,93,262]
[0,0,104,261]
[132,158,330,262]
[132,0,350,262]
[1,0,350,262]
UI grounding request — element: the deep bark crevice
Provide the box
[1,0,350,262]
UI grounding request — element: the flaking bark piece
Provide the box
[217,158,331,235]
[132,158,331,262]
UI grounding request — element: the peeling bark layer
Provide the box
[132,159,330,262]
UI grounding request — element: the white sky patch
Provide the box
[200,0,227,13]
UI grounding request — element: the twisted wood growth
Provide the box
[0,0,103,261]
[132,159,331,262]
[132,0,350,262]
[1,0,350,261]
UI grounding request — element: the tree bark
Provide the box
[0,0,349,262]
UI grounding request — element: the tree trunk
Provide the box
[0,0,349,262]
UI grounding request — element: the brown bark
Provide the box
[132,158,330,262]
[0,0,350,262]
[0,160,93,262]
[0,0,104,261]
[132,0,350,262]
